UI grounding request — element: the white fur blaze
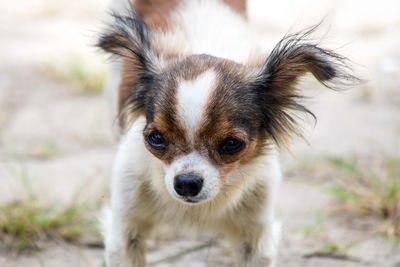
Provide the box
[176,70,217,139]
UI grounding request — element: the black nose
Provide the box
[174,174,203,197]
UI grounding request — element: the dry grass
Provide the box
[0,167,101,251]
[327,155,400,239]
[0,200,98,250]
[300,211,357,257]
[43,55,106,94]
[26,140,63,159]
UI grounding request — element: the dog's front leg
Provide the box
[225,171,282,267]
[102,205,153,267]
[102,118,157,266]
[227,219,281,267]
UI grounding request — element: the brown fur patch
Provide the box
[108,0,249,128]
[134,0,181,32]
[143,117,189,165]
[141,55,218,164]
[223,0,247,17]
[193,56,266,168]
[119,59,141,128]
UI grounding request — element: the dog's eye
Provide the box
[147,132,167,149]
[218,138,245,155]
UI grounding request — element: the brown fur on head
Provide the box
[134,0,247,32]
[97,9,357,203]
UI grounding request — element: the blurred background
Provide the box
[0,0,399,266]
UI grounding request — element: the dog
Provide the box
[97,0,355,266]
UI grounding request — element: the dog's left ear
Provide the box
[97,9,159,129]
[251,29,358,145]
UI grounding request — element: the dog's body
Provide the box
[104,117,281,267]
[98,0,355,266]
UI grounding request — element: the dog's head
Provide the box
[98,11,356,204]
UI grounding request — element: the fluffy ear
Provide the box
[251,27,358,145]
[97,9,158,129]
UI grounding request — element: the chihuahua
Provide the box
[97,0,355,266]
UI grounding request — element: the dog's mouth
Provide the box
[178,196,207,204]
[185,198,198,203]
[181,197,201,204]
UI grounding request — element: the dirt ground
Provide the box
[1,0,400,266]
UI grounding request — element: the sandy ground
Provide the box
[1,0,400,266]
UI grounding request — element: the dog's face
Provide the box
[98,12,355,204]
[140,55,266,203]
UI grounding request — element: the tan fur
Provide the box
[115,175,268,266]
[122,150,270,232]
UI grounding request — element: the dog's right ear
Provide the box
[249,27,359,146]
[97,9,159,129]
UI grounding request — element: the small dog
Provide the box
[97,0,355,266]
